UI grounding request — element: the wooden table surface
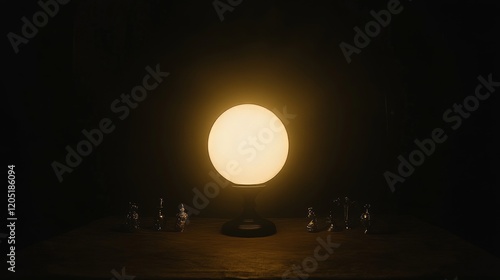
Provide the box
[10,216,500,279]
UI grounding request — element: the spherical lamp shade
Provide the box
[208,104,289,186]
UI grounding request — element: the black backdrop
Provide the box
[2,0,499,258]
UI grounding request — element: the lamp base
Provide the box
[221,217,276,237]
[221,185,276,237]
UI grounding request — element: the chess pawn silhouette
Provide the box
[126,202,140,231]
[306,207,318,232]
[360,204,371,234]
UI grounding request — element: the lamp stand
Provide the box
[221,186,276,237]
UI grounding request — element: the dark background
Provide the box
[2,0,499,261]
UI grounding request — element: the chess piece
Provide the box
[329,198,343,231]
[360,204,371,234]
[175,203,189,232]
[154,198,166,231]
[327,210,335,232]
[126,202,140,231]
[338,197,355,229]
[306,207,318,232]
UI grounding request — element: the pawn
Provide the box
[306,207,318,232]
[175,203,189,232]
[360,204,371,234]
[327,210,335,232]
[126,202,140,231]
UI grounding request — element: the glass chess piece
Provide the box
[342,197,355,230]
[329,197,345,231]
[327,210,335,232]
[360,204,371,234]
[126,202,140,231]
[175,203,189,232]
[307,207,318,232]
[154,198,166,231]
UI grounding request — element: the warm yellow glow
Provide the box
[208,104,289,186]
